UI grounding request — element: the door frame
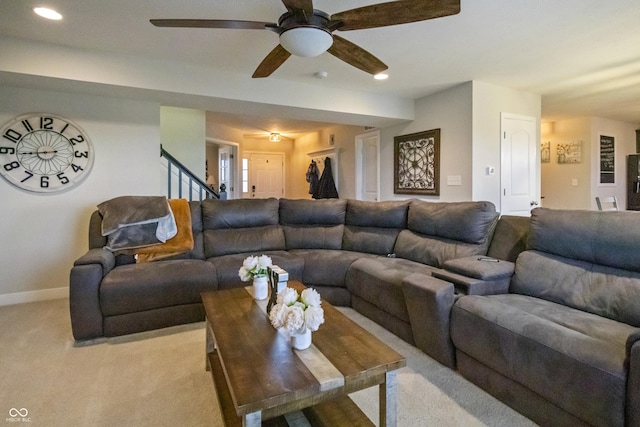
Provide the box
[355,130,381,201]
[207,137,239,199]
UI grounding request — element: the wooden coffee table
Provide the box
[202,280,406,427]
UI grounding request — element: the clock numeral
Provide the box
[56,172,69,185]
[74,151,88,158]
[22,119,34,132]
[3,129,21,143]
[40,176,49,188]
[3,161,20,171]
[60,123,69,134]
[0,147,15,155]
[40,117,54,130]
[71,164,84,173]
[70,135,85,146]
[20,171,34,183]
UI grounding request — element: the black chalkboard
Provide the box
[600,135,615,184]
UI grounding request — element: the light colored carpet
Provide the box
[0,298,537,426]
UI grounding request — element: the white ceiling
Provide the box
[2,0,640,135]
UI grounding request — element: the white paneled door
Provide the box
[501,113,539,216]
[249,153,284,199]
[355,130,380,201]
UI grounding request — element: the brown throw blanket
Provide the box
[136,198,194,263]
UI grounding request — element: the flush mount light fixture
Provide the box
[374,73,389,80]
[280,27,333,58]
[269,133,281,142]
[33,7,63,20]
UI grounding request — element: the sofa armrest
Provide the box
[73,248,116,275]
[626,332,640,426]
[69,248,114,341]
[401,273,456,368]
[432,256,515,295]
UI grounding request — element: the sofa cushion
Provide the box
[289,249,372,287]
[528,208,640,272]
[343,226,400,255]
[345,199,409,228]
[202,198,280,229]
[207,251,304,290]
[512,250,640,326]
[346,257,438,322]
[486,215,529,262]
[204,225,286,258]
[394,230,491,269]
[452,293,634,427]
[100,260,217,316]
[279,199,346,250]
[407,200,498,245]
[342,197,408,255]
[279,198,346,225]
[283,225,344,250]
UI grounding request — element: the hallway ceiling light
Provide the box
[269,133,281,142]
[33,7,62,20]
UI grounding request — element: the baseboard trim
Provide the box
[0,287,68,306]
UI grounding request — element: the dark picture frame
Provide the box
[599,135,615,185]
[394,129,440,195]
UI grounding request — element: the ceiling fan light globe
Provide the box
[280,27,333,58]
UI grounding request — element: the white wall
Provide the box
[0,86,162,304]
[381,82,473,202]
[472,81,541,210]
[160,107,206,181]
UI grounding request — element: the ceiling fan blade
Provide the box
[252,44,292,78]
[331,0,460,31]
[281,0,314,17]
[150,19,278,31]
[327,35,387,75]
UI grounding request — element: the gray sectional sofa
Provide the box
[449,208,640,427]
[70,197,503,356]
[70,197,640,426]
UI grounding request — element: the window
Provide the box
[242,158,249,193]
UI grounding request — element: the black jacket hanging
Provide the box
[306,160,319,196]
[313,157,339,199]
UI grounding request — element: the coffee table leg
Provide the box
[242,410,261,427]
[380,370,398,427]
[205,320,215,371]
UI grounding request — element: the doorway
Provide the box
[500,113,539,216]
[207,138,239,199]
[355,130,380,201]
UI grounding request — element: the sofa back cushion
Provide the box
[202,198,285,257]
[527,207,640,272]
[279,199,346,249]
[343,200,410,254]
[512,250,640,326]
[511,207,640,325]
[393,201,498,267]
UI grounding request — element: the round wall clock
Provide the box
[0,113,94,193]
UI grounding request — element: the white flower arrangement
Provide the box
[269,287,325,334]
[238,255,273,281]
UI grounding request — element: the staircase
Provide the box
[161,145,219,201]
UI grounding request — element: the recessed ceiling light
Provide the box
[374,73,389,80]
[33,7,62,20]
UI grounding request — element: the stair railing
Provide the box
[160,145,219,201]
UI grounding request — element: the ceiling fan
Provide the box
[151,0,460,78]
